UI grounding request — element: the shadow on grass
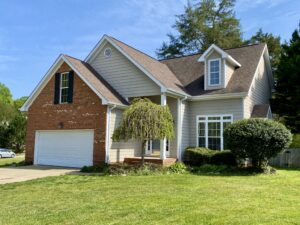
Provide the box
[0,160,29,168]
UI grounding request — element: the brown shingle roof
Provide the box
[108,36,186,94]
[160,43,266,96]
[64,55,128,105]
[251,104,270,118]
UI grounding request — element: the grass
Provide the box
[0,154,25,167]
[0,169,300,225]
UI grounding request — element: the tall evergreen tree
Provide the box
[157,0,243,59]
[271,24,300,133]
[246,29,281,71]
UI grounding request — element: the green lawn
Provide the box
[0,154,25,167]
[0,169,300,225]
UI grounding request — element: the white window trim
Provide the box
[196,114,233,151]
[208,58,221,86]
[59,72,69,104]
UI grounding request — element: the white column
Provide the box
[160,93,167,160]
[176,98,182,161]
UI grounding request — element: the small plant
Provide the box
[81,164,109,173]
[224,119,292,168]
[167,162,188,174]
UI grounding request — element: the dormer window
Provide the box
[208,59,221,86]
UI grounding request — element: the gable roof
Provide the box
[160,43,267,96]
[21,54,127,111]
[85,35,187,96]
[198,44,241,68]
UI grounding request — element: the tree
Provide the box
[224,119,292,168]
[157,0,243,59]
[112,98,174,165]
[246,29,281,71]
[271,24,300,133]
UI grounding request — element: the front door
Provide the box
[145,140,152,155]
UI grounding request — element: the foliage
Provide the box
[290,134,300,148]
[224,119,292,168]
[271,24,300,133]
[167,162,188,174]
[184,147,237,166]
[81,163,188,176]
[0,83,27,153]
[112,98,174,165]
[245,28,281,71]
[156,0,243,59]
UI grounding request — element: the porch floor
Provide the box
[124,157,177,166]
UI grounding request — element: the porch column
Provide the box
[176,98,182,161]
[160,93,167,160]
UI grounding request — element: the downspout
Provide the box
[105,104,116,164]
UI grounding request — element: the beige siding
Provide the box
[181,101,190,153]
[90,42,160,98]
[205,50,225,90]
[109,108,141,163]
[189,99,244,146]
[167,96,177,158]
[225,62,235,87]
[244,56,271,118]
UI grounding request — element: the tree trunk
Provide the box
[141,140,146,167]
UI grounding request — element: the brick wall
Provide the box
[25,62,107,165]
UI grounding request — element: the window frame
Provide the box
[196,115,233,150]
[59,72,69,104]
[208,58,221,86]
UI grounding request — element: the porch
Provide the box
[123,157,177,166]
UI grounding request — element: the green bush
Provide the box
[224,118,292,168]
[290,134,300,148]
[183,147,213,166]
[81,164,109,173]
[167,162,188,174]
[210,150,237,166]
[184,147,237,166]
[192,164,229,174]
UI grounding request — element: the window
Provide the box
[60,72,69,103]
[209,59,221,85]
[104,48,112,58]
[197,115,232,150]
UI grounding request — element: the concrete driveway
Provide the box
[0,166,78,185]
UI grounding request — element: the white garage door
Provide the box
[35,130,94,168]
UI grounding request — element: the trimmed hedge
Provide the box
[183,147,237,166]
[224,118,292,168]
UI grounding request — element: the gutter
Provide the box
[189,92,248,101]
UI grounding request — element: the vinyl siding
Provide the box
[244,56,271,118]
[225,62,235,87]
[109,108,141,163]
[181,101,190,154]
[90,42,160,98]
[189,98,243,147]
[167,96,177,158]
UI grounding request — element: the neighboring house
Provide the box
[21,35,273,168]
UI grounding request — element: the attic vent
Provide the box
[104,48,112,58]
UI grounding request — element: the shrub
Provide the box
[210,150,237,166]
[167,162,188,174]
[184,147,237,166]
[192,164,229,174]
[184,147,213,166]
[224,118,292,168]
[81,164,109,173]
[290,134,300,148]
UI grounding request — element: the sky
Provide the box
[0,0,299,99]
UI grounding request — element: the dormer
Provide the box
[198,44,241,90]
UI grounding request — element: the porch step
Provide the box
[124,157,177,166]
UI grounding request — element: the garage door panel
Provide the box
[35,130,94,168]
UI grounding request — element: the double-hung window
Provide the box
[197,115,232,150]
[60,72,69,103]
[208,59,221,85]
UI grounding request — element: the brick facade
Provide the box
[25,62,107,165]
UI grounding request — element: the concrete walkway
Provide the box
[0,166,78,185]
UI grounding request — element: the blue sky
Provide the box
[0,0,299,99]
